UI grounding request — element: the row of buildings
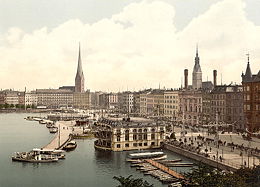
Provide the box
[0,46,259,133]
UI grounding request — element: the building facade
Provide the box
[94,117,166,151]
[146,89,164,117]
[73,91,90,109]
[25,91,38,106]
[163,90,179,121]
[36,89,73,108]
[210,85,244,129]
[242,59,260,133]
[179,90,203,126]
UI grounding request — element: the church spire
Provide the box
[195,43,200,64]
[196,43,198,57]
[75,43,85,92]
[77,43,83,76]
[243,53,252,82]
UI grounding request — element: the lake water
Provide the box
[0,113,194,187]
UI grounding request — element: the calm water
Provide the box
[0,113,194,187]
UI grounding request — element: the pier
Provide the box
[145,159,185,180]
[43,121,73,149]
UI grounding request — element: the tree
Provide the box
[10,104,14,108]
[182,164,260,187]
[31,104,36,109]
[0,104,4,109]
[4,103,9,109]
[113,175,153,187]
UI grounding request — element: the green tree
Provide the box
[183,164,246,187]
[4,103,9,109]
[15,104,20,108]
[113,175,153,187]
[0,104,4,109]
[10,104,14,108]
[31,104,36,109]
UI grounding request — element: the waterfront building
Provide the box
[210,84,244,129]
[94,117,166,151]
[0,90,19,105]
[163,90,179,121]
[25,91,37,106]
[75,45,85,93]
[242,58,260,133]
[73,91,90,109]
[36,89,73,108]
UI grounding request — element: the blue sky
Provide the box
[0,0,260,91]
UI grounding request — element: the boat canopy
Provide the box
[129,152,164,158]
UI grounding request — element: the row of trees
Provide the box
[113,165,260,187]
[183,164,260,186]
[0,103,36,109]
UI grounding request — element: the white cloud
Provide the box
[0,0,259,91]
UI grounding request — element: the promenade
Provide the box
[173,126,260,168]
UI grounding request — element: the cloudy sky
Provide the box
[0,0,259,92]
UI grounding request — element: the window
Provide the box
[117,136,120,141]
[151,142,155,146]
[138,134,142,140]
[133,134,137,140]
[133,143,138,147]
[144,142,148,146]
[125,134,129,141]
[116,144,120,148]
[125,143,129,147]
[143,134,147,140]
[151,134,155,140]
[138,143,142,146]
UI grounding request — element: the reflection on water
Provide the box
[0,113,195,187]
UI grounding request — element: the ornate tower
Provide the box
[75,44,85,92]
[192,45,202,89]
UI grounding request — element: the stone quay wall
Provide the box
[163,143,239,172]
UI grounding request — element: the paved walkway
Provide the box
[174,127,260,168]
[43,121,74,149]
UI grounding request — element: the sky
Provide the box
[0,0,260,92]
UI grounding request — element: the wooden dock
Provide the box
[43,121,72,149]
[145,159,185,180]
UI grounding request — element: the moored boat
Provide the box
[32,148,65,159]
[63,141,77,151]
[49,127,58,133]
[128,151,167,160]
[11,150,59,163]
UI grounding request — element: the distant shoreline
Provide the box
[0,109,52,113]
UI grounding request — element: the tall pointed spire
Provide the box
[243,53,252,82]
[77,43,83,76]
[75,43,85,92]
[196,43,198,57]
[192,44,202,89]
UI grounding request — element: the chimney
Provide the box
[213,70,217,87]
[184,69,188,89]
